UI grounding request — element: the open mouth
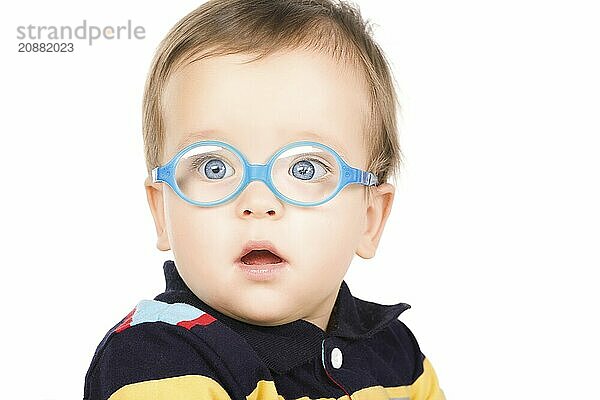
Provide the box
[240,249,283,265]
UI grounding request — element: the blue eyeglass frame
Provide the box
[152,140,378,207]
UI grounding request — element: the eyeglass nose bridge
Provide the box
[246,163,270,183]
[240,163,281,202]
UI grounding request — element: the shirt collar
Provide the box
[155,260,411,373]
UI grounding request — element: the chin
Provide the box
[235,303,291,326]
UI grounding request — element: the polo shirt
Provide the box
[84,260,445,400]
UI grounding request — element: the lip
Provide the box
[235,261,289,281]
[235,240,288,281]
[235,240,287,263]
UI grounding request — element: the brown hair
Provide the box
[142,0,402,196]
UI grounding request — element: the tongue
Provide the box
[241,250,283,265]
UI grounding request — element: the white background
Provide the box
[1,1,599,399]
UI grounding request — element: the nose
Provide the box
[236,180,283,218]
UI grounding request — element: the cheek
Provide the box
[164,193,232,262]
[291,191,365,265]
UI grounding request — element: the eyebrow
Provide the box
[174,130,349,159]
[173,131,225,153]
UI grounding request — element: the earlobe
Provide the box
[356,183,395,259]
[144,176,171,251]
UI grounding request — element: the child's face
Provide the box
[145,49,394,329]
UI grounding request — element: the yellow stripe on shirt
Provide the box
[108,374,232,400]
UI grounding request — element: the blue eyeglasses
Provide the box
[152,140,378,207]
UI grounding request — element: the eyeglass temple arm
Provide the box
[152,166,170,183]
[354,168,378,186]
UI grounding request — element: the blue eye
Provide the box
[289,158,330,181]
[205,159,226,179]
[192,157,234,180]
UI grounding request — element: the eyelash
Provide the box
[294,156,333,173]
[189,155,225,173]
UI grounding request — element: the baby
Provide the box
[84,0,445,399]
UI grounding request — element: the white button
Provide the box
[331,347,343,369]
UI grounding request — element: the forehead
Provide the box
[161,49,370,166]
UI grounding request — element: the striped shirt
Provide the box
[84,260,445,399]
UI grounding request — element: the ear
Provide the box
[356,183,395,259]
[144,176,171,251]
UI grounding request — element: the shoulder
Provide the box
[387,319,422,356]
[84,299,230,400]
[88,299,221,370]
[383,319,446,400]
[368,318,425,380]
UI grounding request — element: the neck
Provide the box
[302,284,341,332]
